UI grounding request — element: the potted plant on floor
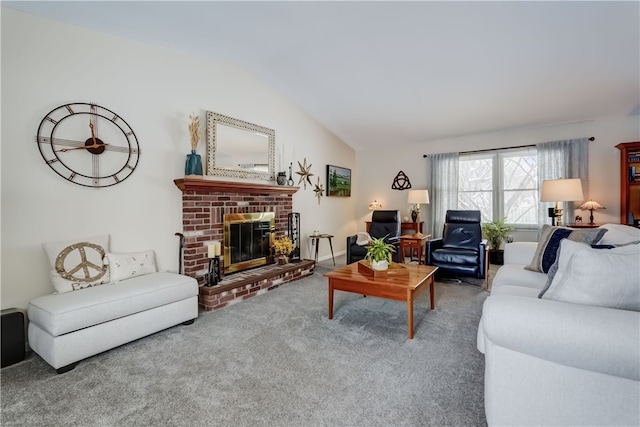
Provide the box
[365,235,396,271]
[272,236,294,265]
[482,218,513,265]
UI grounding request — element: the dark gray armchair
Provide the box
[346,210,402,264]
[425,210,487,280]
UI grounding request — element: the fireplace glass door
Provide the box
[224,212,275,274]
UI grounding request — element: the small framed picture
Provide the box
[326,165,351,197]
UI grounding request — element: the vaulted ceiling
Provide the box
[4,1,639,151]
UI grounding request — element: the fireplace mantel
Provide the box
[174,177,299,195]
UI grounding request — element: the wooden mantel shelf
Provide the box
[174,177,299,195]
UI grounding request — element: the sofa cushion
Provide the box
[489,284,542,298]
[599,223,640,246]
[491,264,548,291]
[42,235,111,294]
[28,272,198,337]
[539,240,639,298]
[524,225,607,273]
[106,250,157,282]
[541,239,640,311]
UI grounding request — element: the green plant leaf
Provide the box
[481,218,514,250]
[364,234,396,263]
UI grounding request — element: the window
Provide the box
[458,148,538,227]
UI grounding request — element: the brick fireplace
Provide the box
[174,177,314,311]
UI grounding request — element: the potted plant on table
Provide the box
[482,218,514,265]
[365,235,396,271]
[272,236,294,265]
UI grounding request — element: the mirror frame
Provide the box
[205,111,275,181]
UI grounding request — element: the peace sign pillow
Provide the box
[42,235,111,294]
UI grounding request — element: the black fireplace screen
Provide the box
[223,212,275,274]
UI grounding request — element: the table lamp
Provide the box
[540,178,584,226]
[368,200,383,210]
[578,199,605,224]
[407,190,430,232]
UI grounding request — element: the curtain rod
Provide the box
[422,137,594,158]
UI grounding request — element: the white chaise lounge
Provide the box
[28,235,199,373]
[28,271,198,373]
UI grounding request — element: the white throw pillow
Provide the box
[106,250,157,282]
[355,232,372,246]
[42,235,111,293]
[599,223,640,246]
[542,239,640,311]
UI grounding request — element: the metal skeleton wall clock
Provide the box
[36,102,140,188]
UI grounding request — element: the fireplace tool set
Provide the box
[206,256,221,287]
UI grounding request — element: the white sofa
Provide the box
[28,272,198,373]
[477,224,640,426]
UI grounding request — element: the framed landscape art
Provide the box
[326,165,351,197]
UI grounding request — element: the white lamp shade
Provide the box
[579,199,605,210]
[368,200,383,210]
[540,179,583,202]
[407,189,430,204]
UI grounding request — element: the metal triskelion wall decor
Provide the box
[36,102,140,187]
[391,171,412,190]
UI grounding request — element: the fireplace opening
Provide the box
[223,212,275,274]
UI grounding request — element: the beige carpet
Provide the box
[1,263,489,426]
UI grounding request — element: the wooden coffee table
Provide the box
[324,262,438,339]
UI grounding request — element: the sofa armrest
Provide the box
[503,241,537,265]
[481,295,640,381]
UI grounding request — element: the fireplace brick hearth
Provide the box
[174,177,312,311]
[198,260,315,311]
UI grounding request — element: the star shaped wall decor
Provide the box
[296,158,314,190]
[314,176,324,204]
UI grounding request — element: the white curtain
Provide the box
[536,138,590,227]
[429,152,459,239]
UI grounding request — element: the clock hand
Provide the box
[89,122,98,145]
[57,143,109,153]
[56,122,105,153]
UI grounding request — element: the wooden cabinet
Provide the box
[615,141,640,225]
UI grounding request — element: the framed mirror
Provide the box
[205,111,275,181]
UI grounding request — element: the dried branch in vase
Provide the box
[188,113,200,151]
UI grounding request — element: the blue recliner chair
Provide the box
[425,210,487,280]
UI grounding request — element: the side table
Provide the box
[398,233,431,264]
[310,234,335,266]
[567,223,602,229]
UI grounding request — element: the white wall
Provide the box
[0,9,356,310]
[356,115,640,239]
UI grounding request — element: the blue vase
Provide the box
[185,150,203,175]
